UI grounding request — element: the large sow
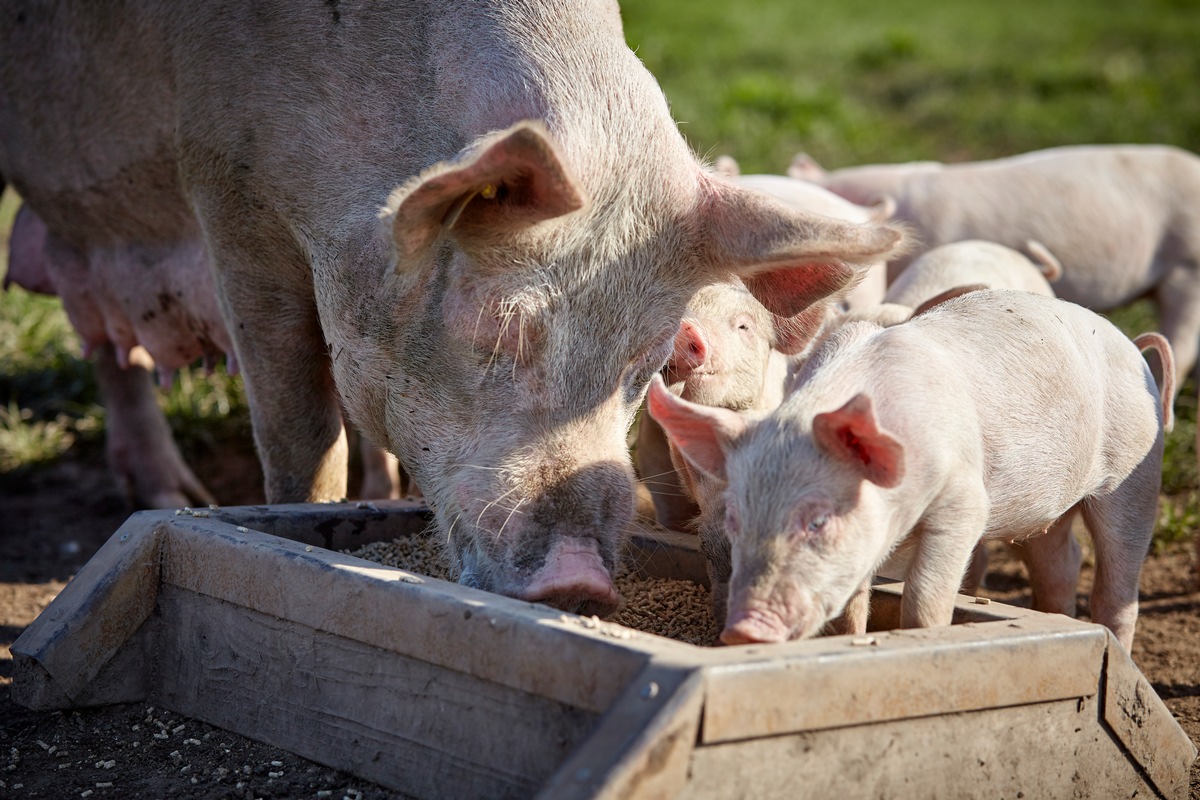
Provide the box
[0,0,902,612]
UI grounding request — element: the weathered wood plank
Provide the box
[867,579,1048,631]
[538,664,704,800]
[153,585,599,800]
[201,500,431,552]
[10,512,164,707]
[158,517,694,713]
[689,695,1152,800]
[1103,635,1198,800]
[701,614,1108,743]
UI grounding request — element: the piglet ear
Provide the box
[385,121,587,271]
[702,179,905,318]
[910,283,988,318]
[787,152,827,182]
[770,303,833,355]
[812,394,905,488]
[646,375,746,483]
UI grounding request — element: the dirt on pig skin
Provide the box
[2,435,1199,798]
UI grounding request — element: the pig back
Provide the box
[906,289,1163,537]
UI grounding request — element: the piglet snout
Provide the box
[520,537,621,617]
[666,319,708,381]
[720,607,793,645]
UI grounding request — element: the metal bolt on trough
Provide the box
[11,501,1196,799]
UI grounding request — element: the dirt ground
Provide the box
[2,436,1199,799]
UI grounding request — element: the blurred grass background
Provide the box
[2,0,1199,543]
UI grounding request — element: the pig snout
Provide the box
[665,319,708,382]
[721,590,823,644]
[519,537,622,617]
[720,607,793,645]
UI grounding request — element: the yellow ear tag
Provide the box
[480,184,498,199]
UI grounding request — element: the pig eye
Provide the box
[807,515,829,534]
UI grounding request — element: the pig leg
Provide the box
[93,343,217,509]
[823,580,871,635]
[1016,509,1082,617]
[358,442,402,500]
[635,413,700,531]
[959,543,989,595]
[1154,264,1200,388]
[197,208,348,503]
[900,497,989,629]
[1079,479,1157,651]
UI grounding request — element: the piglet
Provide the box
[791,144,1200,385]
[637,280,814,527]
[650,289,1173,651]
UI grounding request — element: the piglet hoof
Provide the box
[519,538,621,618]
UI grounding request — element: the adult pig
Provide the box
[6,200,408,506]
[650,290,1173,650]
[790,145,1200,382]
[0,1,903,614]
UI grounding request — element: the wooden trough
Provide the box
[12,500,1196,799]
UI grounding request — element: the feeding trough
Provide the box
[11,501,1195,799]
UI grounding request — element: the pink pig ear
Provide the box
[386,121,587,271]
[770,303,833,355]
[646,375,746,483]
[812,394,905,488]
[787,152,827,182]
[701,179,905,318]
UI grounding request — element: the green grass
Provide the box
[0,187,249,477]
[2,0,1198,547]
[623,0,1200,171]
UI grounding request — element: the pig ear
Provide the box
[770,303,832,355]
[1024,239,1063,283]
[646,375,746,483]
[867,194,897,222]
[812,394,904,488]
[386,121,587,271]
[787,152,827,182]
[713,155,741,178]
[703,180,905,318]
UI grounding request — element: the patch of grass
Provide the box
[623,0,1200,171]
[159,364,251,453]
[0,399,83,473]
[0,183,249,474]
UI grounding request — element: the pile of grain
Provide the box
[343,535,719,646]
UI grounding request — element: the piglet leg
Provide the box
[1017,508,1082,618]
[1081,467,1158,651]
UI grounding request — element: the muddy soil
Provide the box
[2,436,1198,798]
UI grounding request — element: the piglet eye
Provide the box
[807,515,829,534]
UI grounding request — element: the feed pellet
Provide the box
[344,535,720,646]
